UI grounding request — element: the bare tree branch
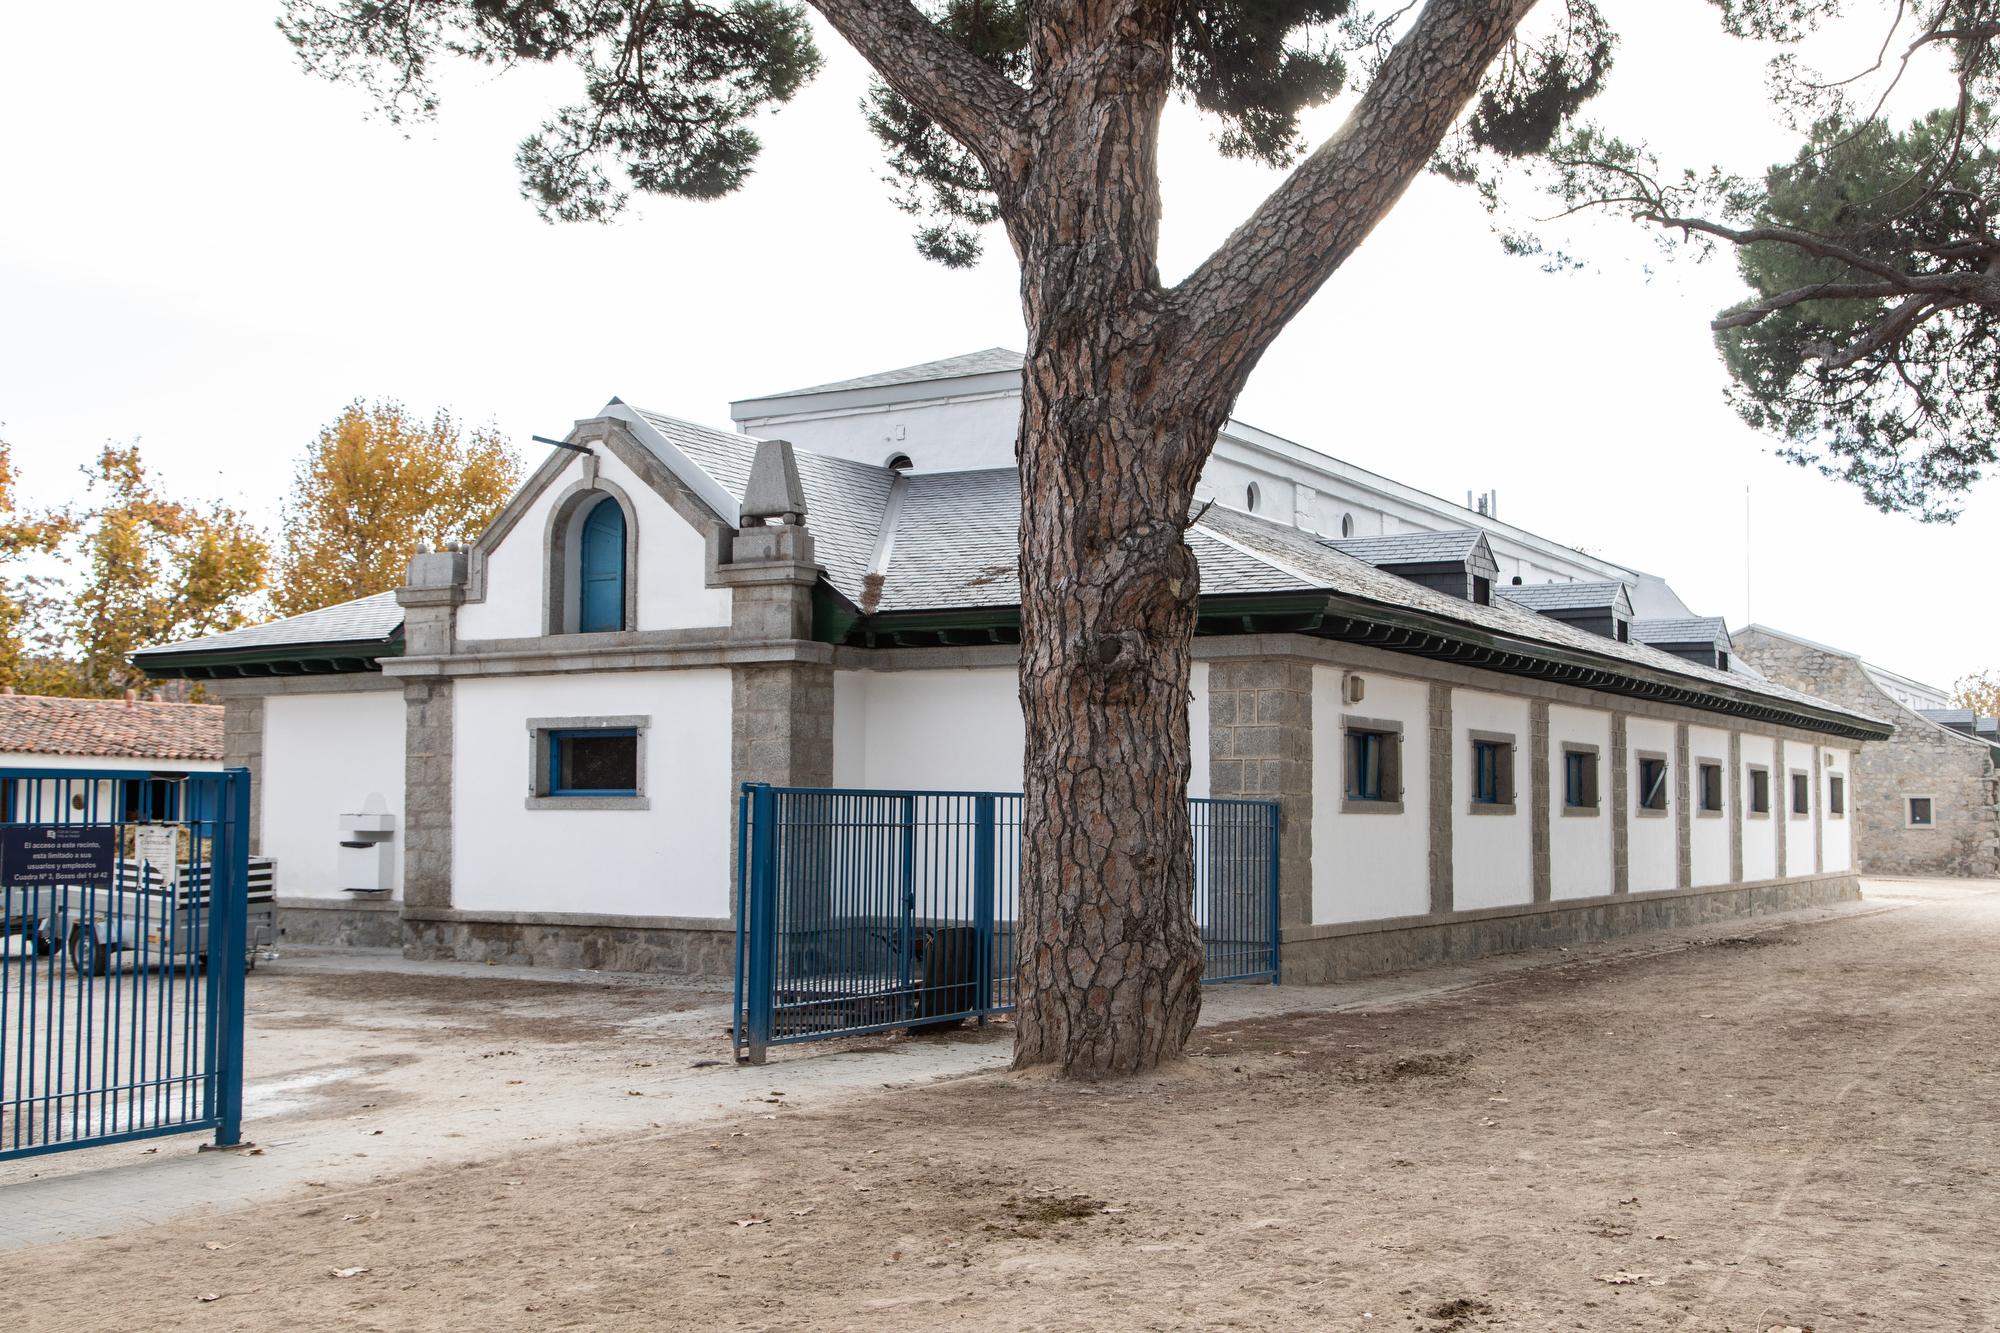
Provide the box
[807,0,1029,185]
[1163,0,1538,413]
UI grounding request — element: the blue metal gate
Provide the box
[0,767,249,1160]
[733,784,1279,1062]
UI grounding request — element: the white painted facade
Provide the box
[1452,690,1533,911]
[457,443,730,641]
[1689,725,1733,888]
[1822,747,1854,873]
[1310,668,1430,924]
[1547,705,1613,901]
[261,691,406,901]
[452,670,733,919]
[832,663,1210,798]
[1740,734,1780,882]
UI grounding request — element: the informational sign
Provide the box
[133,824,181,892]
[0,826,115,889]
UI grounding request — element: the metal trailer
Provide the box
[8,855,275,975]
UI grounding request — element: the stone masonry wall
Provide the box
[1734,629,2000,878]
[1206,659,1312,930]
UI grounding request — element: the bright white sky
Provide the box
[0,3,1990,690]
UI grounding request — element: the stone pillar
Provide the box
[1774,737,1788,878]
[1675,723,1692,890]
[715,446,838,913]
[1611,713,1630,893]
[396,547,466,915]
[1206,658,1313,930]
[220,692,265,853]
[1728,730,1744,882]
[1428,682,1453,915]
[1812,744,1824,874]
[1529,699,1551,903]
[401,679,454,912]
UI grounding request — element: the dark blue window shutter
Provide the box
[578,496,626,632]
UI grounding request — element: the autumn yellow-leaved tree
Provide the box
[1954,672,2000,718]
[274,400,522,617]
[66,446,270,697]
[0,434,74,692]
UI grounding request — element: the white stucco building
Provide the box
[136,351,1890,979]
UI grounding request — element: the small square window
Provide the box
[1344,727,1401,805]
[1472,741,1506,804]
[1698,762,1723,814]
[1468,733,1516,811]
[527,716,649,808]
[1790,771,1811,817]
[1637,756,1669,812]
[1563,748,1599,811]
[550,728,639,795]
[1747,766,1771,816]
[1908,796,1935,828]
[1829,774,1846,817]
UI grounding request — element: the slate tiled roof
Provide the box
[641,409,893,595]
[1631,616,1731,649]
[1498,581,1633,614]
[131,592,404,663]
[741,348,1026,403]
[128,405,1884,734]
[1327,530,1490,566]
[877,469,1020,611]
[0,694,222,761]
[1190,506,1879,725]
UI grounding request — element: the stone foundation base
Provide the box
[277,898,407,949]
[401,909,736,980]
[1281,872,1861,984]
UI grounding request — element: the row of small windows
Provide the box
[1238,483,1358,538]
[1341,725,1847,820]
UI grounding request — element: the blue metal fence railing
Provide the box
[0,767,250,1160]
[733,784,1279,1062]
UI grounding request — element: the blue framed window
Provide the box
[547,728,639,797]
[1345,730,1388,801]
[577,495,627,633]
[1564,749,1597,809]
[1472,741,1500,804]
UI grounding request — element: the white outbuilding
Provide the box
[135,352,1891,980]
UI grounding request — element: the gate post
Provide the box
[1266,801,1283,985]
[744,783,778,1065]
[215,767,251,1146]
[973,795,996,1020]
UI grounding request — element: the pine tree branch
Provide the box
[1163,0,1538,414]
[807,0,1028,182]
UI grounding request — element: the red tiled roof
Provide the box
[0,694,223,762]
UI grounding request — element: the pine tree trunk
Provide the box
[1010,334,1220,1076]
[1007,13,1222,1075]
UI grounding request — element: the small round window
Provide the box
[886,453,913,472]
[1245,482,1260,512]
[1339,512,1355,538]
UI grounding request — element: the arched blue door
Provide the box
[578,496,626,632]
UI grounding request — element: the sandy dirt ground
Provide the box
[4,880,1998,1331]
